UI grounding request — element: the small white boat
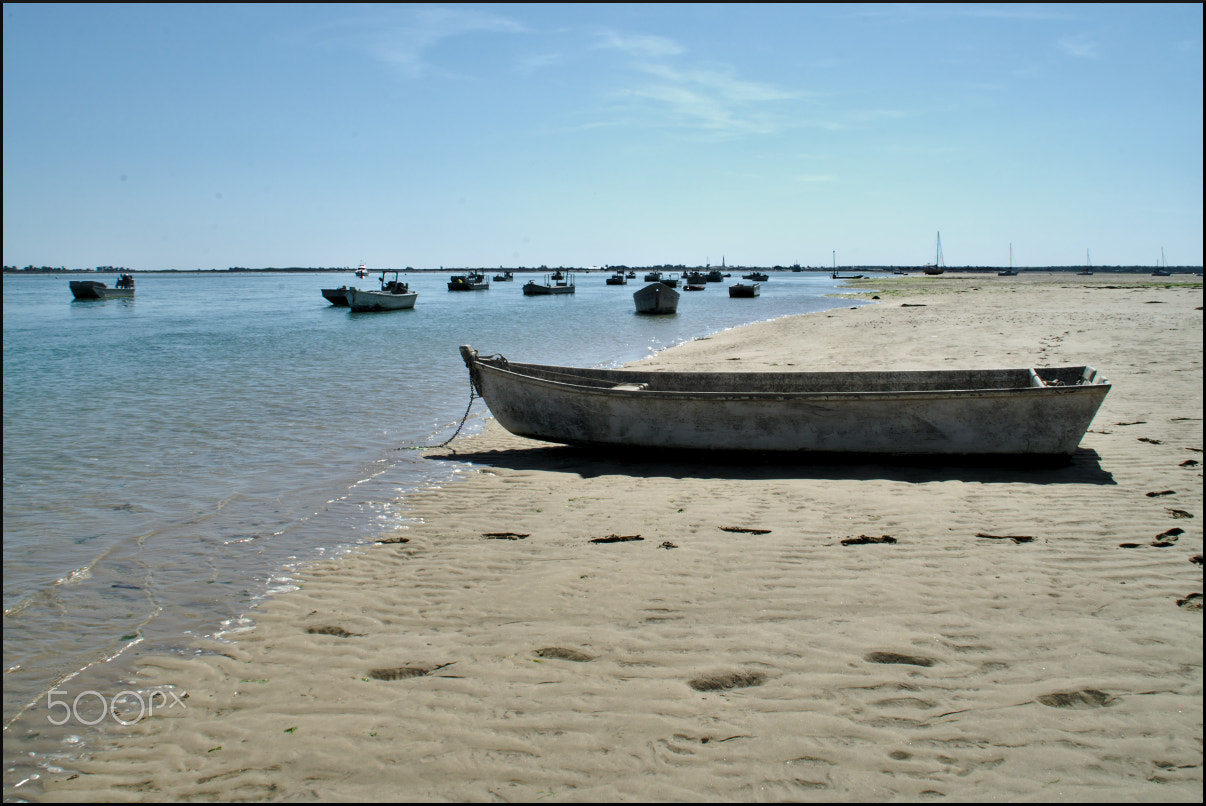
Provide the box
[459,346,1110,456]
[345,271,417,312]
[70,274,135,299]
[633,282,679,314]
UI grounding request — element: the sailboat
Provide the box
[831,250,864,280]
[998,243,1018,276]
[1077,249,1092,275]
[1152,247,1171,277]
[923,231,944,275]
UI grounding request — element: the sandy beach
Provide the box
[37,274,1202,802]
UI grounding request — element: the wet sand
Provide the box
[37,274,1202,802]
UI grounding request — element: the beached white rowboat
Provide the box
[459,346,1110,456]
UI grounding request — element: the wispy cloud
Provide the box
[1057,33,1100,59]
[597,32,684,60]
[368,7,526,78]
[595,31,804,139]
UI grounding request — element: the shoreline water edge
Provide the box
[9,274,1203,802]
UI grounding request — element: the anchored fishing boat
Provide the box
[459,346,1110,456]
[523,273,575,295]
[449,271,490,291]
[70,274,135,299]
[345,271,417,311]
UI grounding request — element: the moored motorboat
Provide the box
[459,345,1110,456]
[494,271,514,281]
[70,274,135,299]
[605,272,628,285]
[523,273,575,295]
[633,282,679,314]
[449,272,490,291]
[345,271,417,312]
[742,272,768,281]
[728,282,760,298]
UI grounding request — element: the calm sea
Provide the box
[3,269,866,793]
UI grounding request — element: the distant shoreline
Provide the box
[5,265,1204,275]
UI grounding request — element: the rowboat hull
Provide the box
[729,282,760,297]
[460,347,1110,456]
[322,287,352,306]
[633,283,679,314]
[523,282,574,295]
[345,288,417,311]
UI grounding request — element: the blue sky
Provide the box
[3,3,1202,269]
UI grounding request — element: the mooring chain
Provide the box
[398,372,480,451]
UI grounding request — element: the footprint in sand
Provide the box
[368,662,454,680]
[1176,593,1202,611]
[369,666,431,681]
[688,671,767,692]
[1152,528,1185,547]
[534,647,594,662]
[306,626,363,637]
[1036,689,1115,709]
[865,651,936,667]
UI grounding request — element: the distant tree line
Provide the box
[4,263,1201,275]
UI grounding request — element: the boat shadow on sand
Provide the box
[426,446,1114,486]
